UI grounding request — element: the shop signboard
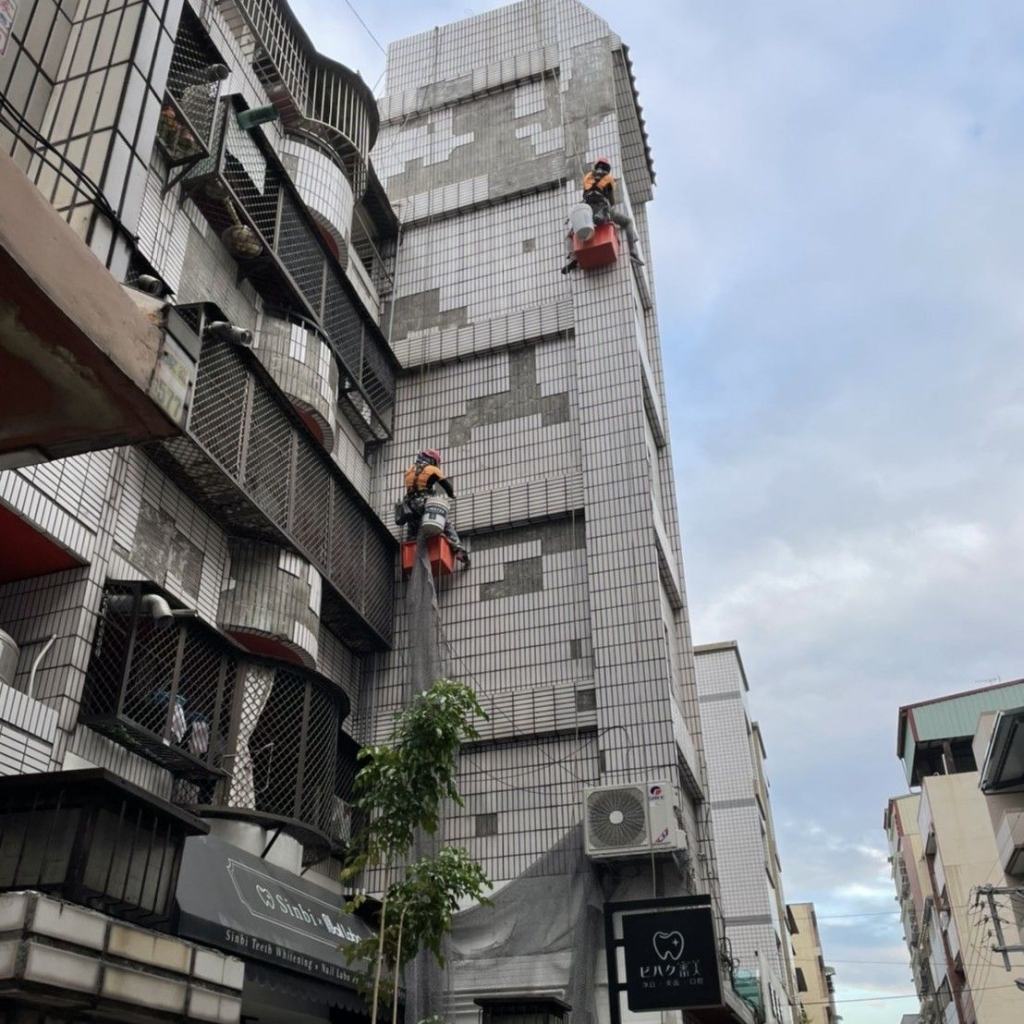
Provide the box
[621,905,721,1010]
[176,834,371,989]
[604,895,724,1024]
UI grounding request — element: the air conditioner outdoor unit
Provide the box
[583,780,687,859]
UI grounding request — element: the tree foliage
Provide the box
[341,679,491,1021]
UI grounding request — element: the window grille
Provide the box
[0,769,206,930]
[158,10,229,181]
[148,330,395,649]
[82,584,361,862]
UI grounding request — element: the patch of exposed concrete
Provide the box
[480,555,543,601]
[473,518,586,601]
[385,78,566,202]
[388,288,469,342]
[448,346,569,445]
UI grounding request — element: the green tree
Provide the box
[342,678,491,1024]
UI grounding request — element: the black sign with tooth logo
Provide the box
[621,906,722,1010]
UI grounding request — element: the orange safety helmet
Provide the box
[418,448,441,466]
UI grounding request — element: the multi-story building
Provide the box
[786,903,837,1024]
[371,5,763,1024]
[694,641,799,1024]
[0,0,771,1021]
[0,0,399,1019]
[885,681,1024,1024]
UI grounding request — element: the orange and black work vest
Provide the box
[582,171,616,199]
[405,464,444,493]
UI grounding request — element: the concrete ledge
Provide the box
[0,148,182,463]
[0,891,243,1022]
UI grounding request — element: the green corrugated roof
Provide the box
[899,681,1024,784]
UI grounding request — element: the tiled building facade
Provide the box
[694,642,797,1024]
[369,6,755,1024]
[0,0,757,1022]
[0,0,395,1019]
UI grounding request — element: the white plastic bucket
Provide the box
[569,203,595,242]
[420,492,449,538]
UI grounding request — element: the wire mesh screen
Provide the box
[245,385,294,524]
[220,662,349,857]
[329,475,365,603]
[81,584,234,781]
[323,284,364,377]
[180,337,395,647]
[159,9,228,164]
[293,443,331,564]
[299,683,343,831]
[362,526,396,638]
[223,116,279,242]
[277,190,328,310]
[189,334,247,475]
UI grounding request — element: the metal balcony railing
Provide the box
[156,9,230,188]
[81,584,362,862]
[221,0,377,194]
[146,315,396,650]
[181,97,395,443]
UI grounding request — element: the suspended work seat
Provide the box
[572,221,620,269]
[401,536,454,578]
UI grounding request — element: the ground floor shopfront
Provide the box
[0,772,373,1024]
[176,834,373,1024]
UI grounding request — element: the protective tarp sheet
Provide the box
[448,826,605,1024]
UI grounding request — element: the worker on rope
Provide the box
[562,156,645,274]
[395,449,470,567]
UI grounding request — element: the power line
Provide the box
[817,910,902,919]
[342,0,387,56]
[802,980,1024,1006]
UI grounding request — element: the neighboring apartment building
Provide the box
[694,641,798,1024]
[0,0,399,1019]
[0,0,762,1022]
[885,681,1024,1024]
[786,903,837,1024]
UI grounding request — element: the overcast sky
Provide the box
[293,1,1024,1019]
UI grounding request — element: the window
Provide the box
[795,968,807,993]
[476,813,499,837]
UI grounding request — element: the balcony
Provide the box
[146,306,395,651]
[81,583,361,862]
[180,97,395,444]
[0,150,194,466]
[220,0,378,195]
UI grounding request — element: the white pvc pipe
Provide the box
[26,634,57,700]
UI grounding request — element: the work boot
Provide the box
[629,251,645,267]
[455,549,471,569]
[561,258,578,275]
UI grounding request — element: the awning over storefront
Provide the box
[175,834,371,1006]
